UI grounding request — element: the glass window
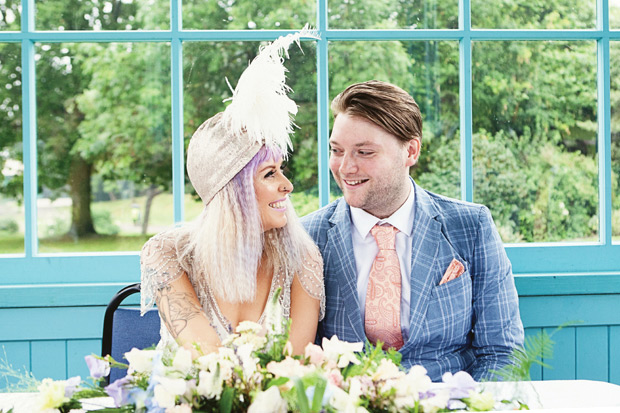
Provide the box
[36,42,171,253]
[472,41,598,243]
[471,0,596,29]
[0,43,23,254]
[182,0,315,30]
[0,0,20,30]
[35,0,169,31]
[328,0,457,29]
[183,40,318,219]
[328,40,460,200]
[611,41,620,241]
[612,0,620,29]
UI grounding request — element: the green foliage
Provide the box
[2,0,619,243]
[0,218,19,234]
[92,209,120,236]
[0,348,39,392]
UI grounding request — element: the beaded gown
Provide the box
[139,228,325,349]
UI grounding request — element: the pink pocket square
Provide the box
[439,259,465,285]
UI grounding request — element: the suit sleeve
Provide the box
[469,206,524,381]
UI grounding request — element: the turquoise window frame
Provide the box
[0,0,619,288]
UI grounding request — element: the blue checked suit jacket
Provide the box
[301,181,524,382]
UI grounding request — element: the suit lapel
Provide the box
[401,183,441,352]
[326,200,366,342]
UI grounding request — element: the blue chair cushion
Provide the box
[109,307,161,383]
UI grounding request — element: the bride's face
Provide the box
[253,158,293,232]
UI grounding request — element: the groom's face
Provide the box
[329,113,419,219]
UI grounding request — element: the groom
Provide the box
[302,80,524,381]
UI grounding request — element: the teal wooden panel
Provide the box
[575,326,608,381]
[0,341,31,391]
[519,295,620,328]
[67,339,100,380]
[0,283,138,308]
[542,327,575,380]
[31,340,67,381]
[525,328,543,380]
[514,273,620,296]
[0,307,106,340]
[610,326,620,385]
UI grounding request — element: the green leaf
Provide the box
[311,377,327,412]
[219,387,234,413]
[293,376,310,413]
[266,376,290,389]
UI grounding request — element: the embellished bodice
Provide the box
[140,229,324,348]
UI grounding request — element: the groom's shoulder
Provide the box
[300,198,342,233]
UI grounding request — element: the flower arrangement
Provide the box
[32,292,528,413]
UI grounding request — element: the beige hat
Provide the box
[185,26,318,205]
[186,113,262,205]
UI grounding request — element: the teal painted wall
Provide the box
[1,275,619,389]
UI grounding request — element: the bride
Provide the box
[139,30,324,356]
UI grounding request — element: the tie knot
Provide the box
[370,224,398,250]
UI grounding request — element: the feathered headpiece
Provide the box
[186,26,319,205]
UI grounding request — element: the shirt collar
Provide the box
[350,179,415,239]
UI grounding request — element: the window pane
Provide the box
[612,0,620,29]
[182,0,315,30]
[472,0,595,29]
[612,41,620,241]
[36,42,171,253]
[0,43,23,254]
[328,40,460,199]
[183,41,318,219]
[329,0,457,29]
[35,0,169,31]
[472,41,598,243]
[0,0,20,30]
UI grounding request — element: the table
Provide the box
[1,380,619,412]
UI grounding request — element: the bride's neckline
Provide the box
[207,268,279,335]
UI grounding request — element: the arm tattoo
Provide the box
[156,285,204,338]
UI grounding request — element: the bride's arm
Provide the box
[155,273,221,357]
[288,249,325,355]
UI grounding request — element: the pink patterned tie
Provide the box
[364,224,404,350]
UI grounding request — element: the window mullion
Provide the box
[459,0,473,202]
[21,0,38,257]
[171,0,184,223]
[597,0,612,245]
[317,0,330,208]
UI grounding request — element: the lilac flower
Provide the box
[85,355,111,379]
[64,376,81,397]
[105,375,132,407]
[442,371,477,399]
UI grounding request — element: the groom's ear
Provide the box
[405,137,421,167]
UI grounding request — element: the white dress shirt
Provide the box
[350,179,415,341]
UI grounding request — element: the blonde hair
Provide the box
[176,146,317,303]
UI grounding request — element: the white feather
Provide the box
[223,25,320,154]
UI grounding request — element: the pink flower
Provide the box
[326,368,343,387]
[304,343,326,365]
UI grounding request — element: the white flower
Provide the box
[166,404,192,413]
[467,391,496,411]
[329,386,368,413]
[394,365,431,400]
[196,370,223,399]
[237,343,259,379]
[321,336,363,368]
[304,343,326,365]
[419,388,451,413]
[153,377,187,408]
[248,386,287,413]
[172,347,193,376]
[371,358,404,382]
[124,348,159,374]
[37,378,69,410]
[236,320,264,335]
